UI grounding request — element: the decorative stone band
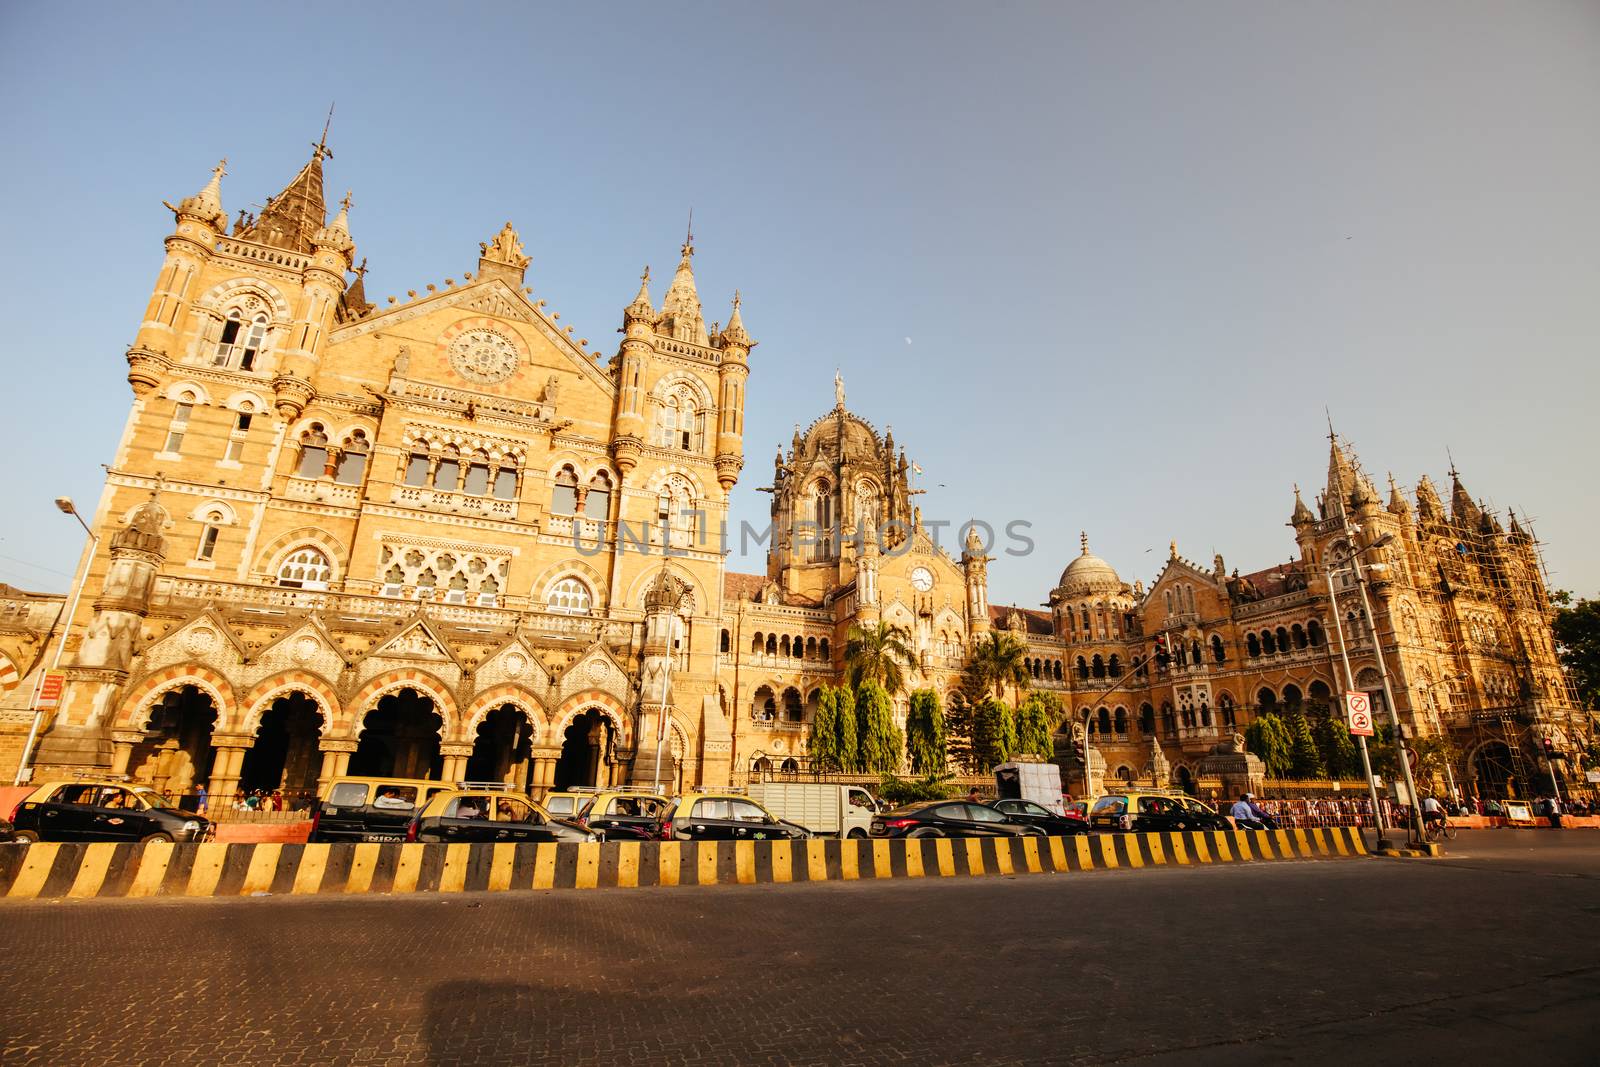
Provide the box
[0,829,1368,901]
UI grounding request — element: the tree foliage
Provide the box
[1015,692,1060,761]
[855,680,904,774]
[846,621,917,695]
[944,696,976,774]
[833,685,858,772]
[877,772,957,806]
[1245,713,1293,778]
[905,689,948,776]
[1286,712,1325,779]
[1553,594,1600,710]
[971,698,1016,772]
[962,630,1032,704]
[808,689,842,772]
[1312,709,1360,780]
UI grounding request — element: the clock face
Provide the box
[448,328,520,384]
[910,566,934,592]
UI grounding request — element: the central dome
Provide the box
[1057,533,1121,595]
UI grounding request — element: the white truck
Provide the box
[745,782,880,838]
[993,760,1065,816]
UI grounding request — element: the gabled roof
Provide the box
[988,604,1055,636]
[724,572,768,601]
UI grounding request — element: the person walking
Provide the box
[194,782,208,816]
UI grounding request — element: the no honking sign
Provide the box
[1344,691,1374,737]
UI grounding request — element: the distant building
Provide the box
[0,142,1586,802]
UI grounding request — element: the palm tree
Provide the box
[963,630,1031,707]
[845,620,916,695]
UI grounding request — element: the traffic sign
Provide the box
[1344,690,1374,737]
[37,673,64,709]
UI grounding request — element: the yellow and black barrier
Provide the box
[0,827,1366,901]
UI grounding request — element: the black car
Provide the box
[869,800,1039,839]
[662,794,811,841]
[578,791,672,841]
[11,781,210,843]
[1089,793,1231,833]
[406,790,596,844]
[309,777,453,843]
[990,799,1090,836]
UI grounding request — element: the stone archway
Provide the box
[465,704,534,787]
[238,692,324,800]
[350,687,444,780]
[553,707,616,790]
[1471,741,1518,799]
[127,685,218,798]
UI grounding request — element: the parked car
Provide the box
[990,798,1090,836]
[540,790,597,821]
[0,815,13,842]
[868,800,1037,839]
[406,789,595,844]
[577,790,671,840]
[1088,791,1230,833]
[309,777,453,843]
[1063,799,1092,822]
[10,781,210,843]
[746,782,879,838]
[660,793,810,841]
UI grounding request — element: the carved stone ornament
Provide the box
[293,635,319,664]
[447,328,519,385]
[504,652,527,678]
[184,627,219,656]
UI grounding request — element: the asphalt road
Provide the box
[3,831,1598,1066]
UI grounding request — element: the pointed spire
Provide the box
[1386,473,1412,519]
[1416,475,1444,523]
[719,290,749,347]
[1325,434,1357,514]
[1080,531,1091,556]
[658,217,707,344]
[240,135,330,252]
[315,189,354,254]
[1507,508,1531,543]
[175,158,228,228]
[1449,469,1481,528]
[1290,484,1315,526]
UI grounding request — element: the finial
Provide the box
[316,102,335,159]
[340,189,354,213]
[641,265,651,285]
[834,368,846,409]
[355,257,368,279]
[213,158,228,182]
[1169,539,1178,559]
[732,289,741,310]
[1080,531,1089,555]
[1446,446,1459,478]
[1325,407,1336,442]
[682,207,695,258]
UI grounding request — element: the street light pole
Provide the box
[14,498,99,786]
[1324,555,1390,850]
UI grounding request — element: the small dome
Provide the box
[1057,532,1121,595]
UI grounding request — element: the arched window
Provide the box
[476,574,500,607]
[493,462,518,500]
[434,445,462,493]
[1282,684,1302,709]
[819,638,829,660]
[751,632,763,655]
[658,388,702,451]
[1097,707,1111,734]
[657,477,697,549]
[1139,703,1155,734]
[462,450,491,496]
[1092,654,1105,679]
[546,577,593,615]
[1246,633,1261,658]
[1191,639,1203,664]
[195,510,223,562]
[782,688,803,723]
[766,634,777,656]
[1291,623,1307,649]
[276,547,331,590]
[404,450,431,487]
[584,471,612,520]
[1076,656,1089,680]
[752,686,777,723]
[1307,620,1324,647]
[1053,660,1063,681]
[1108,654,1122,677]
[295,424,329,479]
[720,629,731,654]
[1211,635,1226,663]
[1219,693,1236,727]
[1161,703,1176,735]
[214,309,269,370]
[1113,707,1127,735]
[334,430,369,485]
[1257,688,1277,710]
[163,400,194,454]
[805,636,817,659]
[1261,629,1277,655]
[551,466,578,514]
[780,635,791,658]
[1275,626,1290,653]
[1199,703,1211,727]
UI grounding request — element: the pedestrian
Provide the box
[1230,792,1265,830]
[1545,796,1563,829]
[271,789,284,812]
[194,782,208,816]
[966,787,981,803]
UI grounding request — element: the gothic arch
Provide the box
[254,527,350,583]
[117,666,237,732]
[186,499,239,526]
[461,684,549,745]
[530,557,608,609]
[648,370,714,409]
[222,390,270,414]
[620,565,709,619]
[640,463,709,500]
[550,690,632,751]
[163,380,213,406]
[238,670,340,736]
[345,669,460,739]
[195,276,294,321]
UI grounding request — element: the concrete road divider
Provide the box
[0,827,1366,901]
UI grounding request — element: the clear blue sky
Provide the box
[1,2,1596,606]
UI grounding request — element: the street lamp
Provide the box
[14,497,99,786]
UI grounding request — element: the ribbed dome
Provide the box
[1057,533,1121,595]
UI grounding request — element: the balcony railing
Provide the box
[394,485,519,520]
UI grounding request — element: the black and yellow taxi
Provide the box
[660,792,810,841]
[405,789,596,844]
[10,780,210,843]
[577,790,671,840]
[1088,790,1230,833]
[540,789,597,821]
[309,776,454,843]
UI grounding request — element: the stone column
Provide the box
[109,730,144,777]
[316,739,358,792]
[208,734,255,807]
[529,746,560,799]
[440,743,474,784]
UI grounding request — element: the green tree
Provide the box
[944,695,976,774]
[971,698,1016,771]
[808,689,842,771]
[856,680,903,773]
[1313,711,1359,780]
[1287,712,1325,779]
[1553,594,1600,709]
[1245,712,1293,778]
[1015,692,1059,761]
[832,685,858,772]
[877,772,957,806]
[962,630,1032,705]
[845,621,916,695]
[905,689,948,775]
